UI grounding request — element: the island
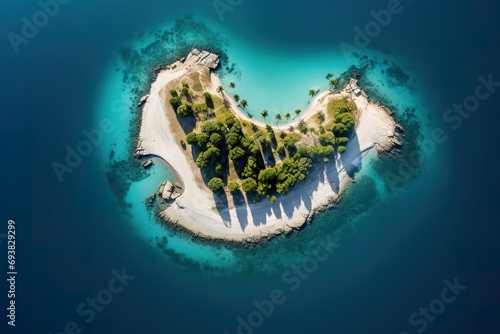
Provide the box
[135,49,403,243]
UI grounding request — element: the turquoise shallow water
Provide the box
[94,16,435,277]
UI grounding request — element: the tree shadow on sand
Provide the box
[340,131,363,178]
[231,190,249,231]
[176,114,197,136]
[213,191,232,227]
[246,157,340,228]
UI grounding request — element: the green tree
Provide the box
[298,119,307,133]
[193,103,208,114]
[242,157,258,179]
[296,145,311,158]
[209,133,223,147]
[177,103,192,117]
[196,132,209,147]
[283,135,297,148]
[242,178,258,192]
[332,123,348,136]
[336,137,349,146]
[228,182,240,193]
[203,92,213,108]
[295,109,302,116]
[181,86,190,98]
[317,111,325,123]
[229,146,245,160]
[285,112,291,122]
[169,97,182,111]
[319,132,336,146]
[308,89,317,98]
[225,132,240,148]
[261,110,269,122]
[329,77,339,90]
[195,153,209,168]
[229,82,236,89]
[275,113,282,124]
[234,94,240,103]
[185,132,198,145]
[215,163,224,174]
[207,177,224,192]
[338,146,346,154]
[216,85,224,94]
[170,89,178,97]
[258,167,277,183]
[201,121,220,134]
[336,112,355,129]
[205,146,221,158]
[240,99,248,109]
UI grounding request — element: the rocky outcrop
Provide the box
[162,181,174,200]
[390,137,403,147]
[138,94,149,106]
[184,48,220,69]
[157,181,183,202]
[141,159,153,168]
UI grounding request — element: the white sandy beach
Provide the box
[136,51,398,242]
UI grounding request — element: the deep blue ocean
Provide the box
[1,0,500,333]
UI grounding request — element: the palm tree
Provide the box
[329,77,339,90]
[317,111,325,123]
[217,85,224,94]
[240,99,248,109]
[295,109,302,117]
[234,94,240,102]
[229,82,235,89]
[275,113,282,124]
[247,112,254,120]
[308,89,317,98]
[284,112,291,122]
[261,110,268,122]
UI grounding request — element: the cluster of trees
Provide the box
[330,99,355,153]
[235,133,336,198]
[239,155,313,196]
[169,83,210,117]
[296,144,334,161]
[184,109,321,198]
[186,109,257,174]
[177,80,356,201]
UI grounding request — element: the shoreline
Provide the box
[135,49,401,244]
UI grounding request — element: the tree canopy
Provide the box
[207,177,224,192]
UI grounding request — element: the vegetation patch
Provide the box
[167,79,357,202]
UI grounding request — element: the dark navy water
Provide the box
[1,0,500,333]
